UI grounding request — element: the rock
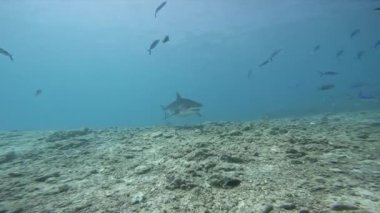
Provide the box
[89,169,98,174]
[35,172,60,182]
[242,124,252,131]
[329,168,344,173]
[8,172,24,177]
[58,184,70,193]
[187,148,215,161]
[151,132,163,138]
[208,174,241,189]
[124,154,135,159]
[130,192,145,204]
[72,203,92,211]
[11,208,23,213]
[299,207,310,213]
[163,133,174,139]
[357,133,369,139]
[214,164,238,172]
[330,203,359,211]
[279,203,296,210]
[46,128,92,142]
[229,130,243,136]
[286,149,307,159]
[304,157,318,163]
[0,151,17,164]
[220,154,245,164]
[166,174,197,190]
[55,139,90,150]
[286,149,299,154]
[290,160,303,164]
[134,165,152,175]
[262,205,274,213]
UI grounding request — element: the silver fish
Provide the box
[374,40,380,49]
[0,48,13,61]
[35,89,42,97]
[336,49,344,58]
[313,45,321,53]
[148,39,160,55]
[318,84,335,91]
[155,1,167,18]
[357,50,364,60]
[350,29,360,39]
[319,71,338,76]
[259,59,270,67]
[162,35,169,43]
[269,49,282,61]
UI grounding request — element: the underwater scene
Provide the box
[1,0,380,212]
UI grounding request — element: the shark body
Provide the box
[161,93,203,119]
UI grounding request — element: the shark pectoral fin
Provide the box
[163,111,169,120]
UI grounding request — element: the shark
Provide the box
[161,92,203,119]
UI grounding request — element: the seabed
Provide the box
[0,111,379,212]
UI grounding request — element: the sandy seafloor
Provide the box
[0,111,379,213]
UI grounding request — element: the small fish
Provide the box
[155,1,167,18]
[0,48,13,61]
[358,91,377,100]
[319,71,338,76]
[162,35,169,43]
[313,45,320,53]
[35,89,42,97]
[349,82,367,89]
[374,40,380,49]
[357,50,364,60]
[374,7,380,11]
[350,29,360,39]
[269,49,282,61]
[336,49,344,58]
[148,39,160,55]
[259,59,270,67]
[318,84,335,91]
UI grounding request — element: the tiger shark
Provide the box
[161,92,203,119]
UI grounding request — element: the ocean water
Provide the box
[1,1,380,212]
[0,0,379,130]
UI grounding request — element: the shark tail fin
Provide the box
[318,71,323,77]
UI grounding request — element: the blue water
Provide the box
[0,0,379,130]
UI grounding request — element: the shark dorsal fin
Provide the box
[176,92,182,100]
